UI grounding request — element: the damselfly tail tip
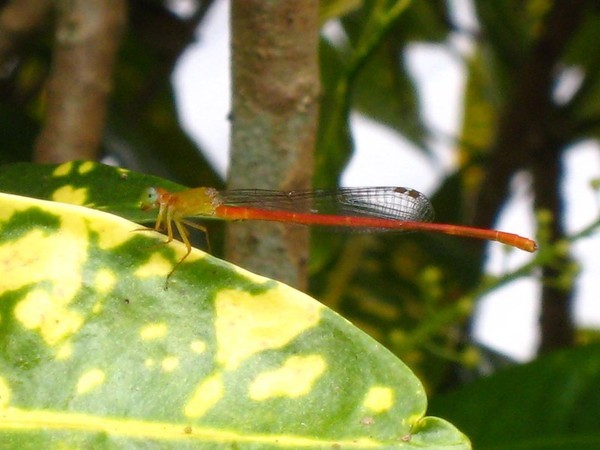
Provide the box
[519,238,538,252]
[528,240,538,252]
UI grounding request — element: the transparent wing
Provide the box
[216,187,435,222]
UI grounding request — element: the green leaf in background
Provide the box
[0,160,184,224]
[315,0,418,188]
[352,37,426,149]
[429,344,600,449]
[0,192,470,448]
[347,1,448,149]
[319,0,363,23]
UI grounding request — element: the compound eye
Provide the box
[141,187,159,210]
[145,187,158,203]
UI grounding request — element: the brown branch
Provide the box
[533,146,576,352]
[474,0,588,227]
[0,0,52,73]
[226,0,320,289]
[33,0,127,163]
[473,0,589,353]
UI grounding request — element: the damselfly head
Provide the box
[140,187,159,211]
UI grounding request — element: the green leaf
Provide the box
[429,344,600,449]
[320,0,363,22]
[352,35,426,148]
[457,51,500,163]
[0,160,184,224]
[0,192,469,448]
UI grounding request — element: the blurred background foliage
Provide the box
[2,0,600,446]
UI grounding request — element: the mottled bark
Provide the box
[226,1,320,289]
[33,0,127,162]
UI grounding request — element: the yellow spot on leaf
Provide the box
[56,342,73,360]
[135,253,173,278]
[145,358,155,368]
[95,269,116,294]
[0,377,10,408]
[136,231,204,272]
[77,161,95,174]
[215,286,322,371]
[14,289,83,346]
[363,386,394,413]
[53,161,74,177]
[406,412,423,428]
[184,373,223,418]
[190,340,206,354]
[77,369,105,395]
[161,356,179,372]
[0,217,87,294]
[90,218,139,251]
[52,185,88,206]
[92,300,103,314]
[249,354,326,400]
[0,201,15,222]
[0,203,89,345]
[0,200,90,344]
[140,323,168,340]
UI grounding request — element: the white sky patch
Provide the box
[473,278,540,361]
[342,113,436,191]
[172,0,231,177]
[562,142,600,328]
[405,42,464,173]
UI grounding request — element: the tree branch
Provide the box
[33,0,127,162]
[473,0,589,353]
[226,0,320,289]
